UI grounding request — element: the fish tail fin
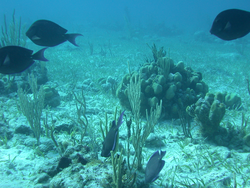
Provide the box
[66,33,83,46]
[32,48,48,61]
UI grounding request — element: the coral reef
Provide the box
[116,45,208,118]
[186,93,226,137]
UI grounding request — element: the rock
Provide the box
[35,173,50,184]
[243,134,250,147]
[43,85,61,107]
[57,156,72,172]
[54,123,74,134]
[15,124,32,135]
[39,159,58,177]
[39,138,55,153]
[145,134,166,148]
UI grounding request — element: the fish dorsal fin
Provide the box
[112,128,119,152]
[32,35,41,40]
[224,21,231,31]
[3,54,10,66]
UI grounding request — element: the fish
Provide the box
[0,46,48,74]
[210,9,250,40]
[26,20,83,47]
[145,150,166,184]
[101,110,125,157]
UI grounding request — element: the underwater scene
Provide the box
[1,0,250,187]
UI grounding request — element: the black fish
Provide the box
[210,9,250,40]
[26,20,83,47]
[0,46,48,74]
[101,111,125,157]
[145,150,166,183]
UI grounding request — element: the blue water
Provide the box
[1,0,249,33]
[1,1,250,188]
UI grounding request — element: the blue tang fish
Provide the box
[210,9,250,40]
[145,150,166,183]
[101,110,125,157]
[26,20,83,47]
[0,46,48,74]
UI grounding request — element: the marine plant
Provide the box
[99,74,162,186]
[86,120,100,159]
[111,149,124,188]
[1,9,26,47]
[0,154,19,171]
[100,107,117,142]
[126,73,162,172]
[147,43,167,62]
[17,74,45,145]
[179,110,192,139]
[42,112,64,155]
[72,87,88,144]
[0,135,8,148]
[239,112,250,135]
[100,109,132,187]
